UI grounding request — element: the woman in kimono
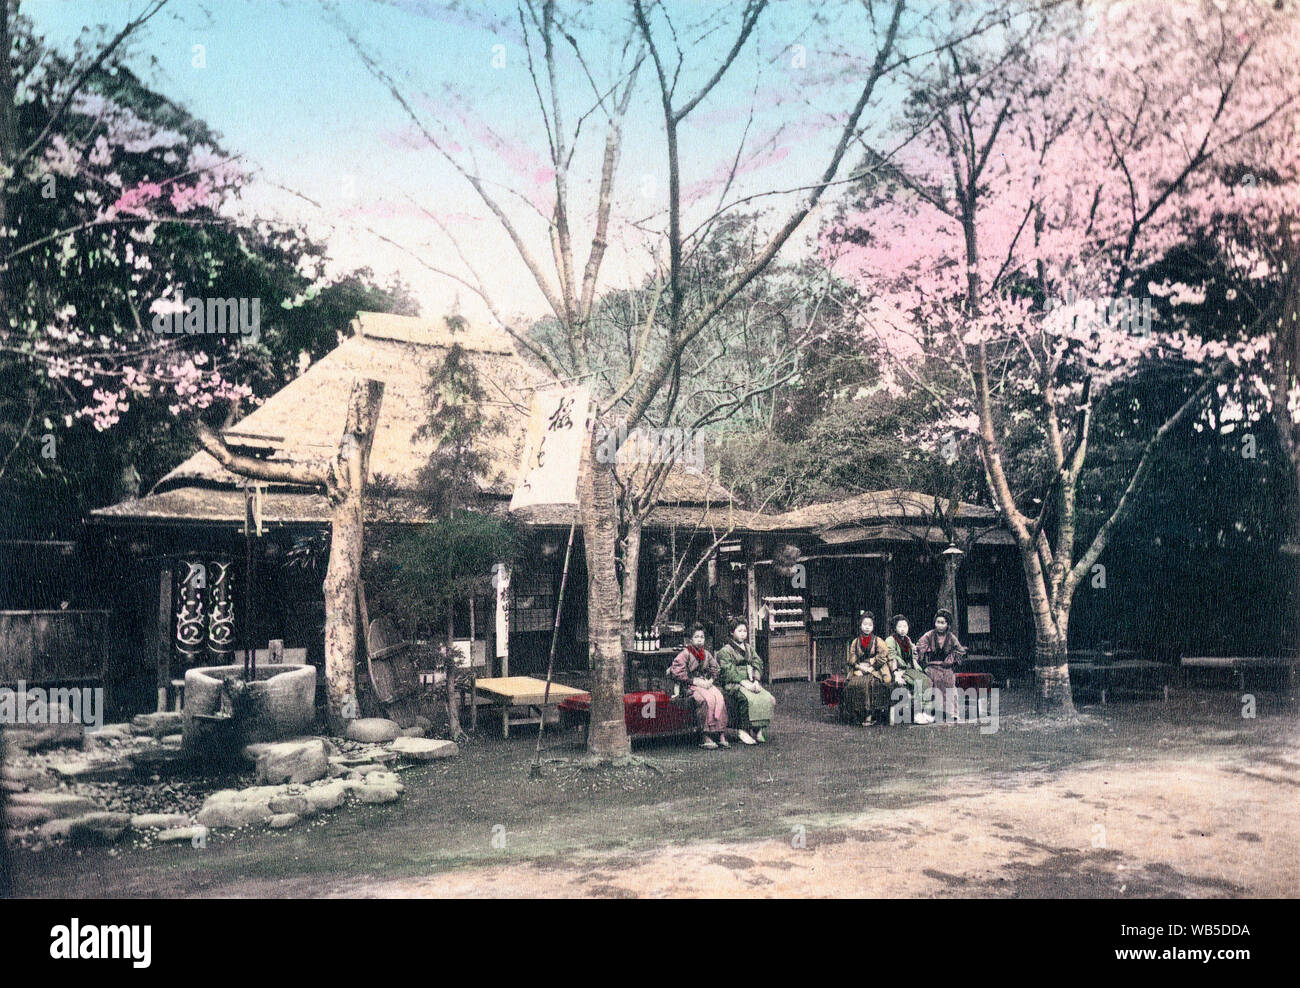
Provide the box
[669,623,730,749]
[842,612,893,726]
[915,608,968,723]
[716,618,776,744]
[887,614,935,724]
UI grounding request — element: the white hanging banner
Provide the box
[510,387,591,510]
[494,564,511,663]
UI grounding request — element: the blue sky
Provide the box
[25,0,920,323]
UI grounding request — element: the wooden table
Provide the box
[472,676,590,738]
[1181,655,1299,691]
[1069,657,1171,704]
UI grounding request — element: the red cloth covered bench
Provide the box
[955,671,994,719]
[558,690,697,741]
[820,674,846,706]
[955,672,993,691]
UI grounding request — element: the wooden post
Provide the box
[883,552,893,624]
[746,560,758,641]
[156,562,172,713]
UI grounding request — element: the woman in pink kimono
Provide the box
[915,608,968,722]
[669,623,730,749]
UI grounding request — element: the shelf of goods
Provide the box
[763,595,809,681]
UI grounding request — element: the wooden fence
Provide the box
[0,610,110,684]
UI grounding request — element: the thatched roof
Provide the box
[89,312,1011,547]
[91,312,731,526]
[512,490,1012,546]
[152,312,541,498]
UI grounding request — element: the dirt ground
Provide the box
[12,681,1300,898]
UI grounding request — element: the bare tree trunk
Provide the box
[1268,221,1300,652]
[323,493,363,733]
[0,728,11,897]
[0,1,15,323]
[198,378,385,733]
[1019,546,1075,714]
[578,422,630,759]
[618,517,643,652]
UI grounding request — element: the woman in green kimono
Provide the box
[842,612,893,725]
[887,614,934,724]
[716,618,776,744]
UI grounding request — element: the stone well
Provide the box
[182,664,317,756]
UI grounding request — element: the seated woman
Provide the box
[716,618,776,745]
[915,608,968,723]
[669,623,730,749]
[842,612,893,726]
[887,614,935,724]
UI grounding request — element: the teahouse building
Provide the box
[89,313,1026,712]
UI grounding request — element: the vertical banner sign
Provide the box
[510,387,591,510]
[494,564,511,665]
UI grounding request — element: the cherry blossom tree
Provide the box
[826,0,1300,711]
[0,4,419,728]
[0,0,251,455]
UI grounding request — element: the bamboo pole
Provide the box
[531,521,577,773]
[469,596,477,732]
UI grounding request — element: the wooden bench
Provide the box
[1069,657,1172,704]
[1180,655,1299,691]
[961,653,1021,688]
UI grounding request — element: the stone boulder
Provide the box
[127,747,195,778]
[343,718,402,743]
[389,737,459,762]
[49,759,131,783]
[156,825,209,844]
[37,818,75,840]
[302,780,347,812]
[131,711,184,738]
[8,719,84,752]
[130,813,192,830]
[67,812,131,845]
[359,785,401,804]
[2,765,47,783]
[195,786,284,829]
[267,795,313,817]
[8,803,53,828]
[252,738,329,785]
[268,813,300,829]
[89,723,133,740]
[355,771,405,804]
[10,792,97,819]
